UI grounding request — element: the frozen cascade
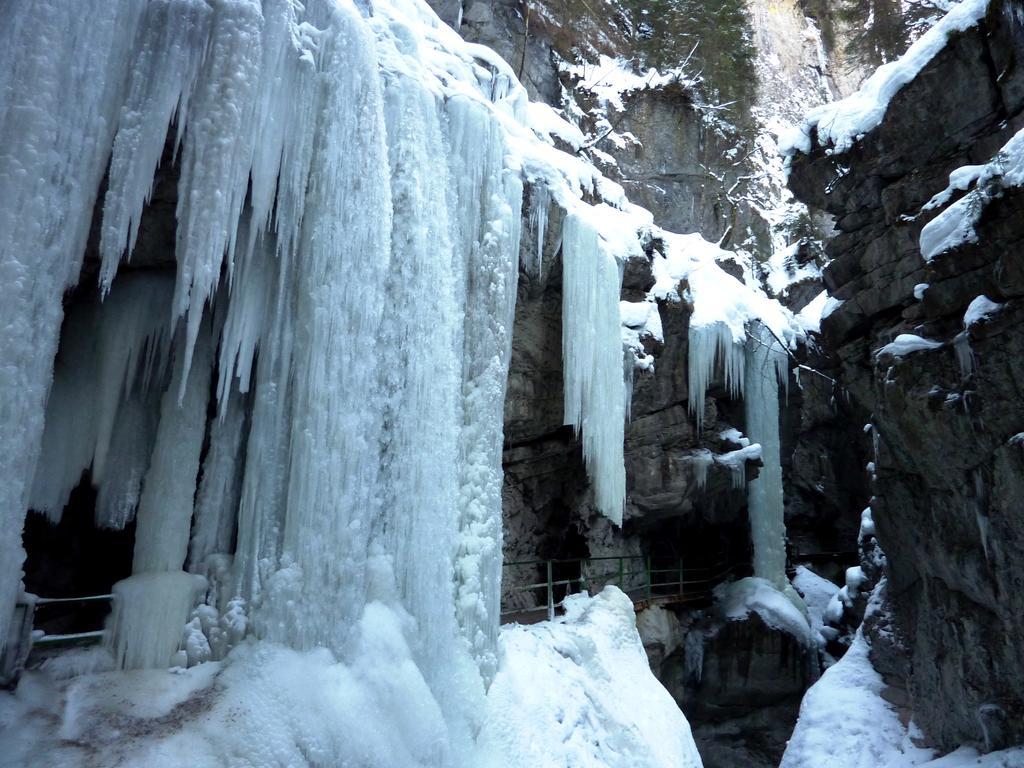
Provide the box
[561,211,627,525]
[745,323,803,608]
[0,0,146,648]
[447,94,523,681]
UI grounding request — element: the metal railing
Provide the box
[29,594,113,648]
[500,555,738,622]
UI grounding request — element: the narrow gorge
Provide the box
[0,1,1022,767]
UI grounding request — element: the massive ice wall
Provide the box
[0,0,532,734]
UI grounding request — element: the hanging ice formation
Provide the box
[1,0,528,745]
[744,323,791,591]
[688,322,746,431]
[561,211,627,526]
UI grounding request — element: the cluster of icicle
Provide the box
[561,211,627,526]
[687,320,793,593]
[0,0,536,731]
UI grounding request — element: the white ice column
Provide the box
[744,323,792,590]
[108,327,213,669]
[446,93,524,681]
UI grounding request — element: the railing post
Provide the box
[645,556,652,600]
[618,557,624,589]
[679,558,684,600]
[546,560,554,622]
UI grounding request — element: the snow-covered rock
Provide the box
[477,587,704,768]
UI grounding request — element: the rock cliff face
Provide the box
[789,0,1024,751]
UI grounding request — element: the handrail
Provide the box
[500,554,739,621]
[23,594,114,654]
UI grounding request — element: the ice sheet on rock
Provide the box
[477,588,705,768]
[781,0,991,156]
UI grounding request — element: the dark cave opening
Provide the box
[23,471,136,636]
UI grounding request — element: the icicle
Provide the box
[188,388,249,571]
[98,0,213,291]
[692,449,713,490]
[94,395,159,530]
[561,210,627,526]
[687,321,745,431]
[527,184,551,276]
[171,0,264,391]
[954,331,974,378]
[0,0,145,649]
[28,273,175,523]
[132,325,213,575]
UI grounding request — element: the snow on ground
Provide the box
[0,601,483,767]
[781,0,991,156]
[781,623,1024,768]
[477,587,704,768]
[792,565,841,654]
[781,626,937,768]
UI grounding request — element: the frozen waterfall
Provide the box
[0,0,524,755]
[744,323,790,588]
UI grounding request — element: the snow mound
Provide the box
[964,295,1004,327]
[876,334,944,357]
[477,587,704,768]
[782,0,991,156]
[793,565,841,651]
[715,577,813,647]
